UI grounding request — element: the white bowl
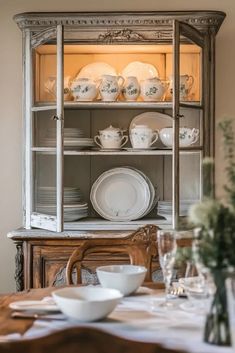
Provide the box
[52,286,123,322]
[96,265,147,296]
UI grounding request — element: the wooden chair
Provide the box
[66,225,158,285]
[0,327,187,353]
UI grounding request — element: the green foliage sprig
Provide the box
[189,119,235,271]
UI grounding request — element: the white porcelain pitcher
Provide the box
[99,75,124,101]
[122,76,140,101]
[169,74,194,101]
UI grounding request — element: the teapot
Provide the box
[99,75,124,101]
[70,78,99,101]
[94,125,128,149]
[159,127,199,147]
[130,124,158,149]
[140,77,168,101]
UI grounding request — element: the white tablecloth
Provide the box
[19,287,235,353]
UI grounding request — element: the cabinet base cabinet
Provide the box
[11,230,192,291]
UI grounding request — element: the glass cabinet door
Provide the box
[25,25,64,232]
[172,20,206,229]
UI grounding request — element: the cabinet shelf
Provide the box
[32,101,202,112]
[31,147,203,155]
[63,217,172,231]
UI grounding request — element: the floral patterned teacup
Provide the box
[159,127,199,147]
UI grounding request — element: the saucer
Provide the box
[9,300,60,312]
[124,147,158,151]
[93,148,123,152]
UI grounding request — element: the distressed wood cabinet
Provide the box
[9,11,225,290]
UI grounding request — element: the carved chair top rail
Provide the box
[66,225,158,284]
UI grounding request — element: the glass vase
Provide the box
[204,270,231,346]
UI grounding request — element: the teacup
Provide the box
[159,127,199,147]
[94,125,128,149]
[130,124,158,149]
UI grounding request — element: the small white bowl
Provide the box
[52,286,123,322]
[96,265,147,296]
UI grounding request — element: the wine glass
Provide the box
[157,229,177,307]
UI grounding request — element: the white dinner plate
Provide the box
[127,167,157,216]
[121,61,159,81]
[9,300,59,312]
[76,62,117,81]
[90,167,151,221]
[129,112,172,148]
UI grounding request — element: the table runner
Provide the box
[22,287,235,353]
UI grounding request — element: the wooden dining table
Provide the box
[0,283,234,353]
[0,283,163,336]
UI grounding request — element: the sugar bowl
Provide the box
[130,124,158,149]
[94,125,128,149]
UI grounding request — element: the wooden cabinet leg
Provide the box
[14,242,24,292]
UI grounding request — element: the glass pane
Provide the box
[33,44,57,104]
[159,153,201,223]
[29,27,63,232]
[33,152,56,215]
[179,37,202,103]
[33,110,57,148]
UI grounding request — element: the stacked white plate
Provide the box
[157,200,197,220]
[42,128,95,149]
[90,167,157,222]
[36,187,88,222]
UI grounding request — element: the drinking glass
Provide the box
[157,229,177,307]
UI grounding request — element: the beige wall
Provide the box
[0,0,234,292]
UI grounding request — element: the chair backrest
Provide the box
[66,225,158,285]
[0,327,186,353]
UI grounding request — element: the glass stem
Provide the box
[164,270,171,301]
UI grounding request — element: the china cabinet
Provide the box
[8,11,225,290]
